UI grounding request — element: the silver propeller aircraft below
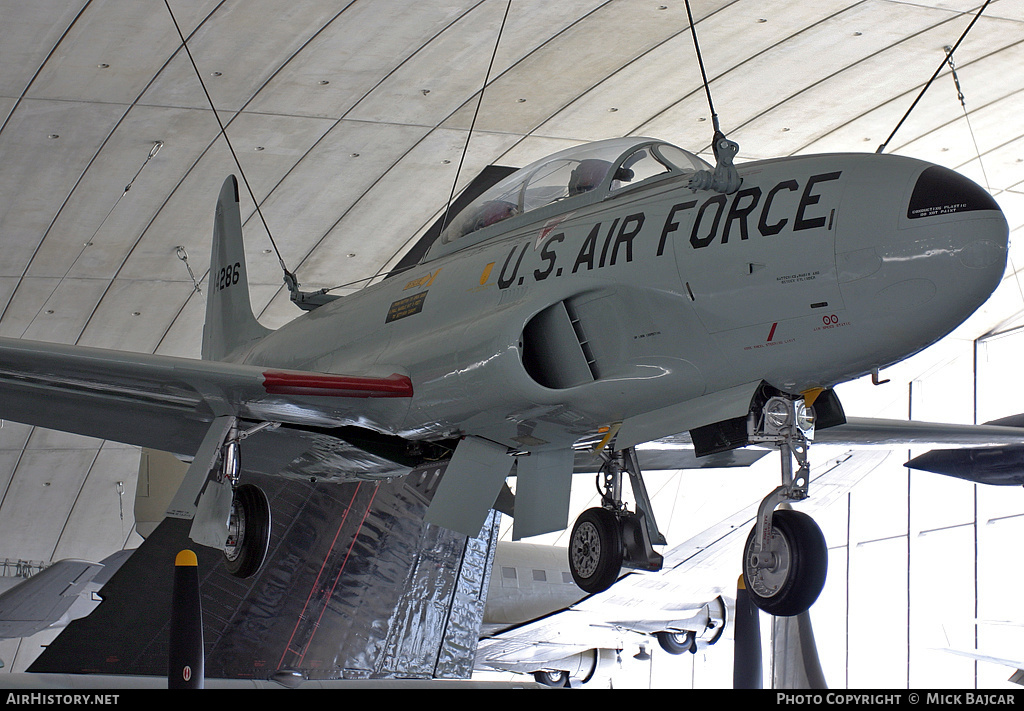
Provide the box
[0,133,1011,618]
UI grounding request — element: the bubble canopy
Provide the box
[427,137,710,260]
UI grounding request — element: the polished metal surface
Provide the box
[29,471,499,680]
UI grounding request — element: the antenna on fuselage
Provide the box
[683,0,741,195]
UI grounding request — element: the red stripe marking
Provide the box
[766,322,778,342]
[262,371,412,398]
[278,484,362,669]
[298,485,379,666]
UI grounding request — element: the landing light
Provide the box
[765,398,791,429]
[797,404,815,436]
[762,398,815,437]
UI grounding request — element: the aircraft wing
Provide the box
[940,649,1024,686]
[3,327,1016,469]
[475,450,889,676]
[0,335,412,459]
[0,551,131,639]
[651,417,1024,451]
[819,417,1024,447]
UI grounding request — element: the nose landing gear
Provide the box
[742,508,826,616]
[744,396,827,616]
[566,393,830,614]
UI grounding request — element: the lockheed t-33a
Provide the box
[0,127,1008,619]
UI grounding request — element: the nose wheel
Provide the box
[742,508,826,616]
[744,395,828,616]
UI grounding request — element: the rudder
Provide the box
[202,175,272,361]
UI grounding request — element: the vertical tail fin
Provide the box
[202,175,273,361]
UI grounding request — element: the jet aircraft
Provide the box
[0,129,1010,623]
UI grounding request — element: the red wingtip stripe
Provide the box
[262,371,413,398]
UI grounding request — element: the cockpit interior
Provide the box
[429,138,712,259]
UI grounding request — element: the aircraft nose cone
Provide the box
[838,162,1007,298]
[836,159,1007,364]
[906,164,1001,222]
[901,164,1008,301]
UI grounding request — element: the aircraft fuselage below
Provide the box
[242,140,1007,453]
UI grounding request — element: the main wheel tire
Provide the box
[656,630,696,655]
[742,509,827,617]
[569,507,623,594]
[532,670,569,687]
[223,484,271,579]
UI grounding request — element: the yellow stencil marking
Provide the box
[480,262,495,286]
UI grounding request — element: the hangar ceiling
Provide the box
[0,0,1021,618]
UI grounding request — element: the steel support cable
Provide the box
[438,0,515,241]
[945,48,991,190]
[876,0,992,154]
[163,0,290,277]
[684,0,720,135]
[943,40,1024,324]
[308,0,515,300]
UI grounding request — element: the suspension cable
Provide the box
[876,0,991,154]
[438,0,514,236]
[684,0,720,134]
[945,46,991,189]
[19,141,164,338]
[163,0,290,276]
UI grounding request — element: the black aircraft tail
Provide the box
[29,469,499,681]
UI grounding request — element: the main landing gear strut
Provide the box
[217,424,273,579]
[172,416,274,579]
[743,396,827,617]
[568,448,666,594]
